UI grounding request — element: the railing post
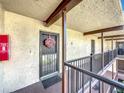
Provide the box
[90,54,93,72]
[116,48,118,57]
[98,81,101,93]
[108,49,110,62]
[101,32,104,69]
[90,53,93,93]
[108,50,110,63]
[116,59,119,80]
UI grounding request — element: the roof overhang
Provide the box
[44,0,82,26]
[98,34,124,39]
[106,38,124,41]
[83,25,124,35]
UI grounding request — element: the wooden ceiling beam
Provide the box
[83,25,124,35]
[98,34,124,39]
[106,38,124,41]
[44,0,82,26]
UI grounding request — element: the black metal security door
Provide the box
[39,32,59,78]
[91,40,95,54]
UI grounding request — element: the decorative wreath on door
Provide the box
[43,35,56,48]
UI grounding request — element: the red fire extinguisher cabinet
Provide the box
[0,35,9,61]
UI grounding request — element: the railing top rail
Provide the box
[66,56,90,63]
[66,49,117,63]
[64,62,124,89]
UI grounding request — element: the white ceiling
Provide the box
[0,0,62,21]
[55,0,124,33]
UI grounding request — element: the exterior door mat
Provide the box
[42,75,61,89]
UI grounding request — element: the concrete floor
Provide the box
[12,81,62,93]
[11,71,123,93]
[11,71,69,93]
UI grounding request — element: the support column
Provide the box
[111,38,114,58]
[62,9,67,93]
[111,38,114,79]
[115,40,118,79]
[115,40,118,56]
[101,32,104,69]
[109,38,114,93]
[101,32,104,93]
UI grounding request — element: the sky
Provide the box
[121,0,124,10]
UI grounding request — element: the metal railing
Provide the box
[64,62,124,93]
[64,49,124,93]
[66,49,117,74]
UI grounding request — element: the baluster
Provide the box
[70,68,72,93]
[110,85,114,93]
[76,70,78,92]
[82,60,84,93]
[108,51,110,63]
[81,73,84,93]
[79,60,81,89]
[68,66,69,93]
[98,81,101,93]
[71,68,76,93]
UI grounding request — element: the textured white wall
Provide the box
[0,3,4,33]
[0,3,4,93]
[3,11,41,93]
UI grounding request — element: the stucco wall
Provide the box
[0,4,4,93]
[0,10,112,93]
[105,40,117,50]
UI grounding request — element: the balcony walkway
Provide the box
[12,70,70,93]
[12,70,116,93]
[12,81,62,93]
